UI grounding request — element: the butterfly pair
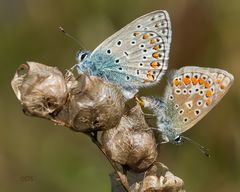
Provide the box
[75,10,234,146]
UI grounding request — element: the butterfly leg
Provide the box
[70,64,77,71]
[160,135,169,144]
[143,113,156,117]
[145,127,158,131]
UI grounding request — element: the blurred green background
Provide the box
[0,0,239,191]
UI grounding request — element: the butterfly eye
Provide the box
[81,53,88,60]
[174,136,182,144]
[77,51,88,62]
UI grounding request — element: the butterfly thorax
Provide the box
[77,50,133,86]
[76,51,97,76]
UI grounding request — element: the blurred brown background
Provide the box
[0,0,239,191]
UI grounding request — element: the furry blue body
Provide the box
[77,51,139,88]
[140,96,179,143]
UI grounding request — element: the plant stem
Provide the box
[86,132,130,192]
[50,118,130,191]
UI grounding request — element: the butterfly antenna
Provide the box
[58,26,86,50]
[181,136,210,157]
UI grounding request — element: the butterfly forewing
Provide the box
[164,66,234,135]
[90,10,172,88]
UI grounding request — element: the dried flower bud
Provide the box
[55,70,125,132]
[130,162,185,192]
[11,62,125,132]
[110,162,185,192]
[102,104,158,172]
[11,62,68,117]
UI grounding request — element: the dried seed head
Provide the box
[110,162,185,192]
[11,62,125,132]
[55,71,125,132]
[102,104,158,172]
[11,62,68,117]
[130,162,185,192]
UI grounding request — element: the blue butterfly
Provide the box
[137,66,234,146]
[76,10,172,99]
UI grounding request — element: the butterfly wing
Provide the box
[89,10,172,88]
[162,66,234,135]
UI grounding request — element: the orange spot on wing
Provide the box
[183,77,191,85]
[153,45,160,50]
[192,77,198,85]
[206,98,212,106]
[152,52,159,59]
[216,79,221,84]
[150,39,157,44]
[150,61,159,69]
[198,78,205,85]
[174,79,181,86]
[205,90,213,97]
[205,82,210,88]
[133,32,140,36]
[143,34,150,39]
[220,84,225,89]
[147,71,154,81]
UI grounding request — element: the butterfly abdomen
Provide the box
[140,96,165,112]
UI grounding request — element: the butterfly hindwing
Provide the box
[89,10,172,88]
[163,66,234,135]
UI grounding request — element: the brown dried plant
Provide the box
[11,62,184,192]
